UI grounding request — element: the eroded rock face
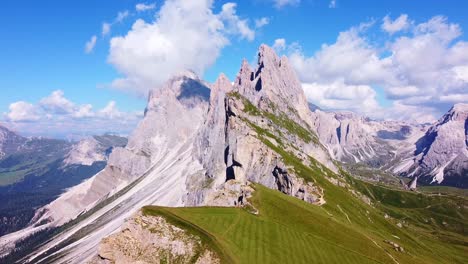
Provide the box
[0,125,26,159]
[310,110,425,167]
[395,103,468,187]
[63,135,127,166]
[89,211,219,264]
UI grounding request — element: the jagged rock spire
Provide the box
[234,44,313,128]
[213,73,232,93]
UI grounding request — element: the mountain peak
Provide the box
[452,103,468,113]
[440,103,468,123]
[213,73,232,93]
[258,44,279,66]
[210,73,232,96]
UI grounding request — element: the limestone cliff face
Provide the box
[193,44,331,205]
[0,125,26,159]
[232,45,336,172]
[394,103,468,187]
[89,211,219,264]
[310,110,426,167]
[63,135,127,166]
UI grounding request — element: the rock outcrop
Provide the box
[89,211,219,264]
[310,110,426,167]
[64,135,127,166]
[0,125,27,159]
[393,103,468,187]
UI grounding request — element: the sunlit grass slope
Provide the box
[143,182,467,264]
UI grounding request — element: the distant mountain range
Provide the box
[0,126,126,237]
[310,103,468,188]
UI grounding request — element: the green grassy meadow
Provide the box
[143,182,467,264]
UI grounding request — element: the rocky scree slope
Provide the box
[0,45,338,263]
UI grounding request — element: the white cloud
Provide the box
[6,101,40,122]
[329,0,337,8]
[98,101,122,119]
[84,35,97,53]
[219,3,255,41]
[272,38,286,52]
[108,0,257,95]
[302,80,380,115]
[255,17,269,28]
[136,3,156,12]
[288,16,468,122]
[289,22,392,85]
[73,104,94,118]
[3,91,143,138]
[382,14,410,34]
[102,22,111,36]
[272,0,300,8]
[40,90,75,114]
[116,10,129,23]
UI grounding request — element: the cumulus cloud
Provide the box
[255,17,269,28]
[272,0,300,8]
[136,3,156,12]
[382,14,410,34]
[219,3,255,41]
[288,15,468,122]
[289,21,392,85]
[108,0,258,95]
[98,101,123,119]
[84,35,97,53]
[73,104,94,118]
[40,90,75,114]
[302,80,380,115]
[3,90,142,138]
[6,102,40,122]
[329,0,337,8]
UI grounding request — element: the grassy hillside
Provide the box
[144,182,467,264]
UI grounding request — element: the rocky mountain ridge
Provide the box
[310,103,468,188]
[392,103,468,187]
[310,110,427,167]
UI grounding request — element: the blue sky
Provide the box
[1,0,467,138]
